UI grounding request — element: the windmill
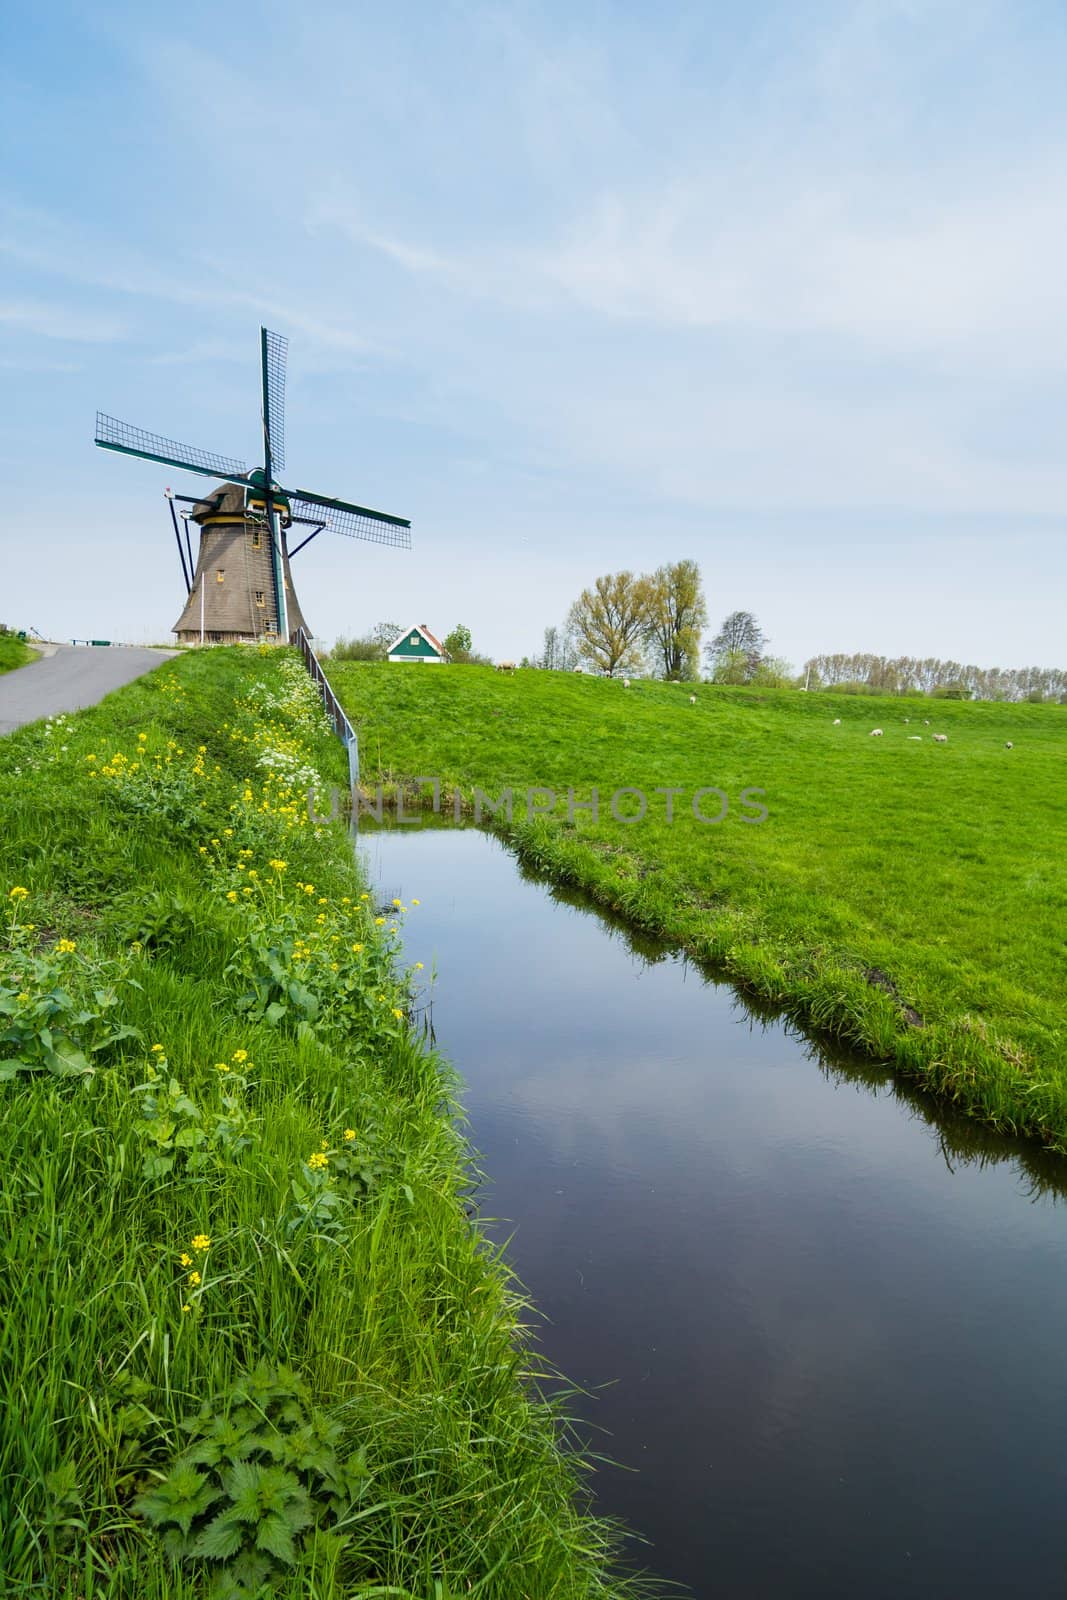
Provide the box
[95,328,411,644]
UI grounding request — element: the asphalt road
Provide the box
[0,645,176,735]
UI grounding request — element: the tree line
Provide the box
[802,653,1067,702]
[328,576,1065,702]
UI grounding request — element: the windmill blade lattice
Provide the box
[261,328,287,473]
[95,413,249,484]
[286,491,412,548]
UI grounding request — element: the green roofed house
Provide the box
[387,625,448,664]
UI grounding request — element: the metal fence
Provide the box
[294,627,359,792]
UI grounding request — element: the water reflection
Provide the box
[359,821,1067,1599]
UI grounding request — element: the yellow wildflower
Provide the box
[374,917,385,927]
[223,828,233,837]
[232,1049,248,1063]
[414,962,424,971]
[188,1271,201,1287]
[392,1007,404,1020]
[215,1062,230,1073]
[411,898,421,906]
[225,890,238,903]
[343,1129,356,1141]
[268,858,286,872]
[191,1234,211,1253]
[179,1252,192,1267]
[137,732,147,742]
[392,898,403,908]
[351,943,363,954]
[308,1151,328,1171]
[8,886,28,900]
[151,1043,165,1053]
[55,937,77,954]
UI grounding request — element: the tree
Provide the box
[703,611,766,682]
[750,655,795,688]
[538,624,578,672]
[644,560,707,680]
[444,624,473,663]
[567,571,654,677]
[371,621,401,652]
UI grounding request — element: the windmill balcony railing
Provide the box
[294,627,360,793]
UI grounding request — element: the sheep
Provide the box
[622,678,630,688]
[689,694,696,705]
[932,733,948,743]
[1005,741,1014,749]
[832,718,841,726]
[923,719,930,726]
[870,728,884,737]
[495,660,516,674]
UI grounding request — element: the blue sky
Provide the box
[2,0,1065,668]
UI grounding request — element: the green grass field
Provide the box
[332,663,1067,1148]
[0,634,34,674]
[0,649,648,1599]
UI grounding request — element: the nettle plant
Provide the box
[135,1363,371,1598]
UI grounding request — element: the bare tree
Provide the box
[539,624,578,672]
[567,571,654,677]
[644,559,707,680]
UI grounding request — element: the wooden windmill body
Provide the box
[95,329,411,642]
[171,481,309,645]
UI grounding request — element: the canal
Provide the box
[360,822,1067,1599]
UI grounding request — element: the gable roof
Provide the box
[387,623,447,657]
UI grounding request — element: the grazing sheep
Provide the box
[932,733,948,743]
[832,718,841,725]
[1005,741,1014,749]
[622,678,630,688]
[495,660,516,674]
[870,728,884,737]
[689,694,696,704]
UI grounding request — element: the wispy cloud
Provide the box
[0,300,125,342]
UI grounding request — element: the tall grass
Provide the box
[0,633,34,674]
[0,650,653,1598]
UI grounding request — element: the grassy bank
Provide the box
[0,649,649,1599]
[0,634,34,674]
[331,663,1067,1149]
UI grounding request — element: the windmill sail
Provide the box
[285,488,412,548]
[95,414,249,487]
[260,328,287,473]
